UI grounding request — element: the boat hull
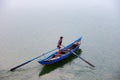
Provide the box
[38,37,82,65]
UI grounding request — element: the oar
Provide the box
[10,48,57,71]
[71,51,95,67]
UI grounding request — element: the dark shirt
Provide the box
[57,39,62,48]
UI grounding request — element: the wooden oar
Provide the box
[10,48,57,71]
[71,51,95,67]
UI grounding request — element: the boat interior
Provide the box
[44,42,80,61]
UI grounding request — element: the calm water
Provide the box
[0,0,120,80]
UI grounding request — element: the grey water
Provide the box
[0,0,120,80]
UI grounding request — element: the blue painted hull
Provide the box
[38,37,82,65]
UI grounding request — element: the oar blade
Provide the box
[72,51,95,67]
[10,48,57,71]
[10,60,31,71]
[79,56,95,67]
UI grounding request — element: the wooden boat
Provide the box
[38,37,82,65]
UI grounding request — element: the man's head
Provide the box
[60,36,63,39]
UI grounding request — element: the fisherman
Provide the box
[57,36,63,55]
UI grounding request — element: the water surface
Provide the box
[0,0,120,80]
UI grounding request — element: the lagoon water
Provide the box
[0,0,120,80]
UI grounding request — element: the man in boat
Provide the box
[57,36,63,56]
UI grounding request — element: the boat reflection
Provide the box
[39,49,82,76]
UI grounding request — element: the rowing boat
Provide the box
[38,37,82,65]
